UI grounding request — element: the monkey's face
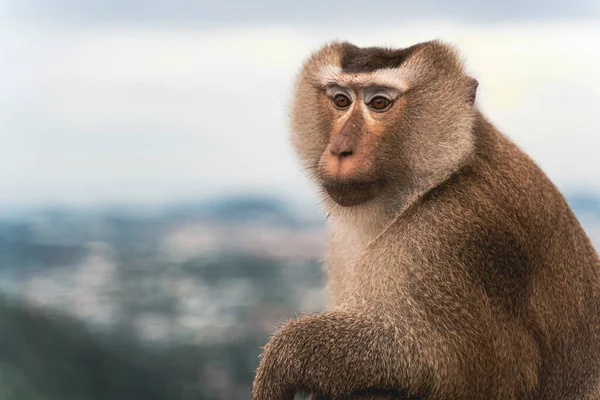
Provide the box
[314,83,406,207]
[291,42,477,208]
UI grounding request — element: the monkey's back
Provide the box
[465,116,600,398]
[328,113,600,399]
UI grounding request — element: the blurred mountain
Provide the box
[0,192,330,399]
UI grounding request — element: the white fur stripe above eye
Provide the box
[317,65,411,91]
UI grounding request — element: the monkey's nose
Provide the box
[330,135,355,158]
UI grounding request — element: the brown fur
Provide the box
[252,40,600,400]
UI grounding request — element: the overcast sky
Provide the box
[1,0,599,208]
[5,0,600,25]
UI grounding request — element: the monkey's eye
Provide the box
[333,94,352,109]
[368,96,391,111]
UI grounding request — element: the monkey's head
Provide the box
[290,41,479,210]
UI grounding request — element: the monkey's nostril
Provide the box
[330,147,353,158]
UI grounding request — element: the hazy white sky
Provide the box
[1,1,599,208]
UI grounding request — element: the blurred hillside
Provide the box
[0,194,326,400]
[0,192,598,400]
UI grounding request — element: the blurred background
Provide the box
[0,0,599,399]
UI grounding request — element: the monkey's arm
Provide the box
[252,311,416,400]
[252,307,540,400]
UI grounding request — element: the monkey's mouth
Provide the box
[321,178,384,207]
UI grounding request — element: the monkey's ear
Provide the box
[467,77,479,105]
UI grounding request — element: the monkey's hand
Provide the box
[251,311,428,400]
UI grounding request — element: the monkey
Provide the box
[252,40,600,400]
